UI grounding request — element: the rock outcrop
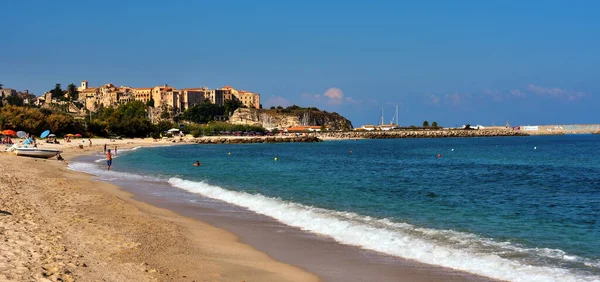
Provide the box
[228,107,353,130]
[193,136,322,144]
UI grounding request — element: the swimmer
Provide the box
[193,160,203,166]
[106,149,112,171]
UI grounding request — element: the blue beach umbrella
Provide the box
[40,130,50,138]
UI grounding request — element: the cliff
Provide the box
[229,107,353,130]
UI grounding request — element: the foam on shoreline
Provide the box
[166,177,599,282]
[67,158,600,282]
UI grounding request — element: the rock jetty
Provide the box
[317,129,529,139]
[193,136,322,144]
[189,129,527,145]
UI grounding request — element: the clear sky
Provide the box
[2,0,599,127]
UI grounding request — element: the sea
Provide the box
[69,135,600,282]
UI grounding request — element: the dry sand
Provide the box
[0,139,318,282]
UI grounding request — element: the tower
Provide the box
[80,80,88,91]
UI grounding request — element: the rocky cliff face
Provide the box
[229,108,353,130]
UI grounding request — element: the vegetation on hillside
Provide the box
[179,100,244,124]
[0,105,81,136]
[265,105,353,130]
[0,99,263,138]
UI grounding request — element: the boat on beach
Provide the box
[12,147,62,159]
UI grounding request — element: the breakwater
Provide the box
[519,124,600,135]
[317,129,529,139]
[193,136,323,144]
[187,129,528,145]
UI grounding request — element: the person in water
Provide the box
[193,160,202,166]
[106,149,112,171]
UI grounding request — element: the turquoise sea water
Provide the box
[71,135,600,282]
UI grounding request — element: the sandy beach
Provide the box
[0,139,318,282]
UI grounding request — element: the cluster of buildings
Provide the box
[0,88,37,105]
[38,80,261,113]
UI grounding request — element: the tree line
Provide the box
[0,97,263,138]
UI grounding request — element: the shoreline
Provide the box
[2,139,497,282]
[0,142,318,282]
[70,141,496,282]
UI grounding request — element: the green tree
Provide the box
[50,83,63,99]
[67,83,79,101]
[146,97,155,107]
[270,106,276,110]
[155,120,174,134]
[432,121,439,129]
[160,109,170,119]
[320,124,327,131]
[0,105,45,133]
[0,83,3,89]
[89,101,153,137]
[181,102,225,124]
[5,96,24,106]
[423,120,429,127]
[224,99,243,116]
[45,113,75,135]
[464,124,472,130]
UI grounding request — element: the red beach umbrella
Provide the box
[1,129,17,136]
[74,133,82,137]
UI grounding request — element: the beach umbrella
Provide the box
[40,130,50,138]
[48,134,56,137]
[66,133,74,137]
[168,128,180,132]
[16,131,27,138]
[1,129,17,136]
[74,133,82,137]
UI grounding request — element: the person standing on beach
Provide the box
[104,143,107,153]
[106,149,112,171]
[88,139,92,147]
[114,146,117,155]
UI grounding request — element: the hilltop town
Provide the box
[33,81,261,116]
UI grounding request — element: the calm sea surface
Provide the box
[71,135,600,282]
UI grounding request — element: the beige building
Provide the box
[151,85,182,111]
[133,88,152,103]
[68,80,261,113]
[214,86,260,109]
[180,87,214,110]
[236,90,260,109]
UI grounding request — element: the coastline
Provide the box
[0,142,318,282]
[2,139,498,282]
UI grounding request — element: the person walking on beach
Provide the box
[106,149,112,171]
[88,139,92,147]
[104,143,107,153]
[114,146,117,155]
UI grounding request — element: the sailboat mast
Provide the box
[395,105,398,126]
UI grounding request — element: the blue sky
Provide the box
[2,0,599,127]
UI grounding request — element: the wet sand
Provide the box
[0,143,317,281]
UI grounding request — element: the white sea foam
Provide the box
[167,177,600,282]
[69,162,163,182]
[92,146,143,162]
